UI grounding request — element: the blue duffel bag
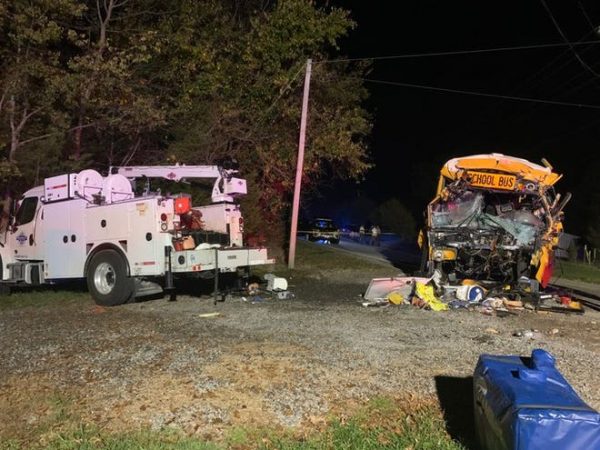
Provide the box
[473,349,600,450]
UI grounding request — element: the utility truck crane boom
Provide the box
[112,164,247,203]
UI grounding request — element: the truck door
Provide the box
[9,195,42,260]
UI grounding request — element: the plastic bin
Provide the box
[473,349,600,450]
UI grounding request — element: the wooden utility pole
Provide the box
[288,59,312,269]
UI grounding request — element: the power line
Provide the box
[539,0,600,79]
[515,30,598,97]
[577,0,597,31]
[360,78,600,110]
[317,41,600,64]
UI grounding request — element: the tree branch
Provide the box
[119,135,141,166]
[18,106,43,132]
[96,0,103,29]
[8,97,15,133]
[19,121,101,147]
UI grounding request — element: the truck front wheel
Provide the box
[0,255,9,296]
[87,250,134,306]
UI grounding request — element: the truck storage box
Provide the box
[44,173,78,202]
[473,349,600,450]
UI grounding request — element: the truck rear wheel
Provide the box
[87,250,134,306]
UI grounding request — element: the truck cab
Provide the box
[0,187,45,284]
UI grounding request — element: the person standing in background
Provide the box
[359,225,365,244]
[370,224,380,246]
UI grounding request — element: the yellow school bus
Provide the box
[420,153,569,287]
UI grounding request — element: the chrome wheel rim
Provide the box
[94,262,115,295]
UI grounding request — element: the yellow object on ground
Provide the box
[198,312,221,318]
[568,301,582,310]
[387,291,405,305]
[415,282,448,311]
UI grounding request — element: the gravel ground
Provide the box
[1,263,600,442]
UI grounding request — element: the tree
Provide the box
[370,198,416,238]
[0,0,372,252]
[64,0,166,166]
[141,0,372,243]
[0,0,82,166]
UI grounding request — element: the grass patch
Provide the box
[295,241,385,271]
[1,396,464,450]
[554,260,600,284]
[0,288,90,311]
[222,395,464,449]
[256,240,390,280]
[1,427,219,450]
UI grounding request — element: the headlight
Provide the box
[431,248,457,261]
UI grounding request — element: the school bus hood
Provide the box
[440,153,562,186]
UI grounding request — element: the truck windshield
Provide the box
[15,197,38,226]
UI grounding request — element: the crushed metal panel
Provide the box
[364,276,429,301]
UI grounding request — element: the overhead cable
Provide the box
[360,78,600,109]
[317,41,600,64]
[577,0,597,31]
[539,0,600,79]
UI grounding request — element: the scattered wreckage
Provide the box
[363,274,583,315]
[365,154,583,315]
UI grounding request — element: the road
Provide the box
[305,233,422,272]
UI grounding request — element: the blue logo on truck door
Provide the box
[16,233,27,246]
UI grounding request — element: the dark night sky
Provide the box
[315,1,600,235]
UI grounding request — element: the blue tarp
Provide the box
[473,349,600,450]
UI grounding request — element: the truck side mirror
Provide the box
[7,199,17,231]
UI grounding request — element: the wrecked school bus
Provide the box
[420,153,570,287]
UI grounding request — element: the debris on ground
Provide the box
[223,273,294,305]
[264,273,288,292]
[512,329,543,339]
[198,312,221,318]
[364,271,586,316]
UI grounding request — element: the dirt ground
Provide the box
[1,263,600,444]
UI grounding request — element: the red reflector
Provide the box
[174,197,191,215]
[160,213,167,221]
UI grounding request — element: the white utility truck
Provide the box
[0,162,274,305]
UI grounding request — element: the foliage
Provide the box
[370,198,417,238]
[554,259,600,284]
[152,0,372,238]
[0,0,82,171]
[0,0,372,249]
